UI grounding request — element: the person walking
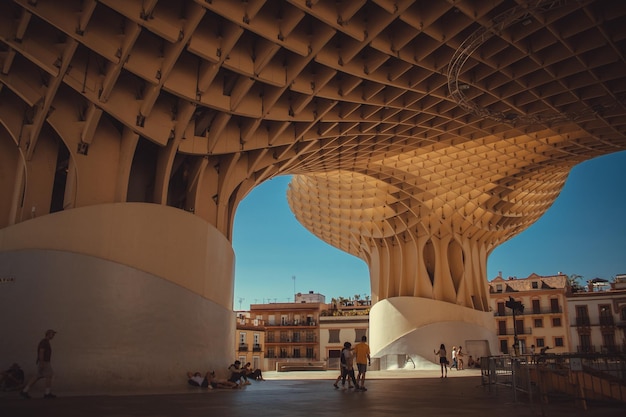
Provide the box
[20,329,57,399]
[353,335,370,391]
[333,342,357,389]
[457,345,465,370]
[451,346,458,369]
[434,344,448,378]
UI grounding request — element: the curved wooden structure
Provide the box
[1,0,625,389]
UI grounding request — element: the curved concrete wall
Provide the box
[370,297,498,368]
[0,204,235,392]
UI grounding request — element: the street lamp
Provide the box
[505,296,525,354]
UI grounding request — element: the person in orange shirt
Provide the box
[352,335,371,391]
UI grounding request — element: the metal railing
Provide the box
[574,317,618,326]
[495,306,563,316]
[497,327,533,336]
[481,353,626,411]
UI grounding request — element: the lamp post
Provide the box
[505,296,525,355]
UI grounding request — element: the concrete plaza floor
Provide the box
[1,369,624,417]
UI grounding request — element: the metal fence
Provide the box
[481,353,626,411]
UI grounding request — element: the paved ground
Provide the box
[1,369,623,417]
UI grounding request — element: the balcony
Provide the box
[238,343,248,352]
[599,316,615,326]
[600,344,622,353]
[269,320,318,327]
[497,327,532,336]
[574,317,617,326]
[253,344,262,352]
[494,306,562,316]
[575,317,591,326]
[576,345,596,353]
[272,335,317,344]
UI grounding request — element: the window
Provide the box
[267,348,275,358]
[268,315,275,325]
[279,348,288,358]
[550,298,560,313]
[576,305,590,325]
[536,338,545,348]
[293,348,301,358]
[532,281,538,289]
[239,332,246,344]
[602,332,616,352]
[621,308,626,321]
[328,329,340,343]
[355,329,367,342]
[532,299,540,314]
[281,315,289,325]
[496,284,502,292]
[499,339,508,354]
[498,321,506,335]
[599,305,613,325]
[292,331,300,342]
[497,302,505,316]
[515,319,524,334]
[554,337,564,347]
[579,334,592,353]
[534,318,543,328]
[253,333,260,344]
[306,347,314,358]
[552,317,561,327]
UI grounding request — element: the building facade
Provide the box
[319,304,370,370]
[567,275,626,353]
[489,273,572,355]
[234,312,266,371]
[249,301,324,371]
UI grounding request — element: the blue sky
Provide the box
[232,150,626,310]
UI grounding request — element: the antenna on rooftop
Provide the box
[237,297,244,310]
[292,275,296,302]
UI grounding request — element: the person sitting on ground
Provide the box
[228,360,250,385]
[242,362,264,381]
[474,357,482,369]
[0,363,25,391]
[467,355,476,368]
[187,371,239,389]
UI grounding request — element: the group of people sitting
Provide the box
[0,363,25,392]
[187,360,264,390]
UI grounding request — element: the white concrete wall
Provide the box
[370,297,498,368]
[0,204,236,393]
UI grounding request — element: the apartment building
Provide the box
[567,275,626,353]
[234,312,265,370]
[249,300,324,371]
[319,303,370,370]
[489,272,571,355]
